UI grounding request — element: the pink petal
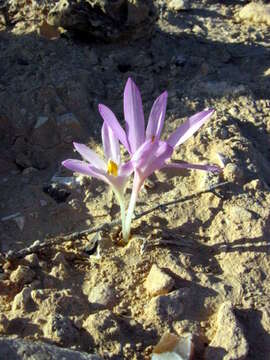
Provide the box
[164,161,221,173]
[131,140,173,181]
[102,122,120,164]
[98,104,131,153]
[146,91,168,141]
[119,160,134,177]
[62,159,106,180]
[167,109,215,148]
[62,159,129,191]
[124,78,145,154]
[73,142,106,170]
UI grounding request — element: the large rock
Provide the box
[205,302,249,360]
[47,0,157,41]
[0,337,102,360]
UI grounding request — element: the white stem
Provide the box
[113,190,126,236]
[122,172,142,242]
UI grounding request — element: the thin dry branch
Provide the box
[2,181,230,261]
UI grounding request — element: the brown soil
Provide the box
[1,1,270,359]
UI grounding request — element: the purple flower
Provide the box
[99,78,220,181]
[62,123,132,192]
[99,78,221,239]
[62,123,133,236]
[63,78,221,243]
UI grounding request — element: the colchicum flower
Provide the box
[62,123,133,239]
[99,78,221,240]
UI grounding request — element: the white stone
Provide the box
[168,0,190,11]
[144,264,175,296]
[87,283,117,309]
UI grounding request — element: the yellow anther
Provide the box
[107,159,118,177]
[151,136,155,143]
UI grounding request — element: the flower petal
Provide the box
[102,122,120,164]
[62,159,128,191]
[167,109,215,148]
[146,91,168,141]
[62,159,106,179]
[98,104,131,153]
[164,161,221,173]
[73,142,106,170]
[119,160,134,177]
[132,140,173,181]
[124,78,145,153]
[131,139,154,169]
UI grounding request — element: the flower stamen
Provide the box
[107,159,118,177]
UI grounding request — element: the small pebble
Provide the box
[144,264,175,296]
[168,0,190,11]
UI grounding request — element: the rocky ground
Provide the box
[0,0,270,359]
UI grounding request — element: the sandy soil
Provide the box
[0,0,270,359]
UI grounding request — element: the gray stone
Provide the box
[43,313,79,345]
[146,289,190,322]
[205,301,249,360]
[0,337,102,360]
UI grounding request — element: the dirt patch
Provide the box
[1,0,270,359]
